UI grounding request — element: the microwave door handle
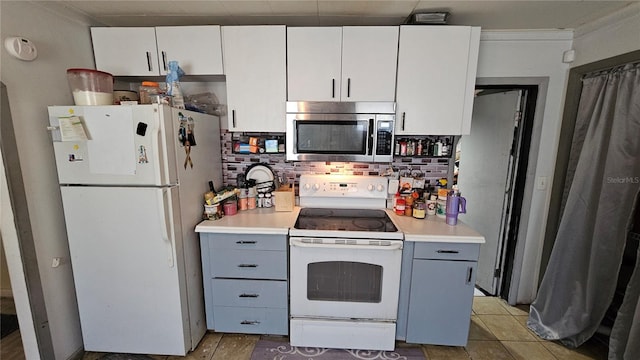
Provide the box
[368,119,374,155]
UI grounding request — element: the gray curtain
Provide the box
[528,62,640,357]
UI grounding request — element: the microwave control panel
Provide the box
[376,120,394,156]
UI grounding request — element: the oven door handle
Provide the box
[290,238,403,251]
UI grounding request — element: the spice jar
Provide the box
[404,195,414,217]
[247,187,257,209]
[238,188,248,211]
[263,193,273,208]
[413,199,426,219]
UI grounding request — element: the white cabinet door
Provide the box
[222,26,287,132]
[91,27,160,76]
[396,26,480,135]
[155,26,223,75]
[341,26,398,101]
[287,27,343,101]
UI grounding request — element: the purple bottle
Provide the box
[445,191,467,226]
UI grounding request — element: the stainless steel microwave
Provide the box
[286,101,396,163]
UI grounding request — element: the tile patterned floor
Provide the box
[1,296,609,359]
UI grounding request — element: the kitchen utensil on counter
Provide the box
[445,191,467,226]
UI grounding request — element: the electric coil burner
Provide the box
[289,174,403,351]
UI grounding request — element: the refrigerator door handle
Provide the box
[157,188,175,268]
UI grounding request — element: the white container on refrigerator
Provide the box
[48,104,222,355]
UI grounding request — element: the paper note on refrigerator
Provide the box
[83,107,136,175]
[58,116,89,141]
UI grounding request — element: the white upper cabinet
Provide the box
[222,26,287,132]
[91,26,223,76]
[395,26,480,135]
[287,27,343,101]
[91,27,159,76]
[340,27,399,101]
[287,26,399,102]
[154,26,223,75]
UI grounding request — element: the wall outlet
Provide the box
[536,176,548,190]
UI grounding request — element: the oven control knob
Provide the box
[313,183,320,191]
[376,184,385,192]
[367,184,375,192]
[303,183,311,191]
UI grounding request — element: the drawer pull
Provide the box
[236,240,257,244]
[241,320,261,325]
[437,250,460,254]
[466,267,473,284]
[238,264,258,268]
[239,293,259,298]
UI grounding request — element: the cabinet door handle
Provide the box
[347,78,351,98]
[402,112,406,131]
[239,293,259,298]
[241,320,260,325]
[332,79,335,98]
[466,266,473,284]
[238,264,258,268]
[236,240,257,245]
[232,110,236,128]
[146,51,153,72]
[437,250,459,254]
[161,51,168,72]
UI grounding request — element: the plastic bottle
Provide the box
[170,81,185,109]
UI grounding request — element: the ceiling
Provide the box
[50,0,637,29]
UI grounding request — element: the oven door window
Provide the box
[296,121,369,154]
[307,261,382,303]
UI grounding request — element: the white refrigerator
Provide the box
[48,104,222,355]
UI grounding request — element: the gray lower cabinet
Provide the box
[401,241,479,346]
[200,233,288,335]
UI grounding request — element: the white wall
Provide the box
[476,30,573,303]
[572,3,640,67]
[0,1,99,358]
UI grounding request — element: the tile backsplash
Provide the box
[220,131,450,189]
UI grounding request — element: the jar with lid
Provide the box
[238,188,248,211]
[395,198,406,215]
[404,195,414,216]
[223,200,237,216]
[247,187,257,209]
[263,193,273,208]
[413,199,426,219]
[139,81,160,104]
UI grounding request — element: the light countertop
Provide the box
[195,207,300,235]
[195,206,484,244]
[387,210,485,243]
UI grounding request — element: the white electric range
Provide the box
[289,174,403,351]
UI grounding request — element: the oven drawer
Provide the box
[212,306,288,335]
[211,279,287,308]
[207,233,287,251]
[413,242,480,261]
[210,249,287,280]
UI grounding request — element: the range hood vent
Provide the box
[406,12,450,25]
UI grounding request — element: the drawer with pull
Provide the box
[206,233,286,251]
[210,248,287,279]
[212,306,288,335]
[413,242,480,261]
[211,279,287,308]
